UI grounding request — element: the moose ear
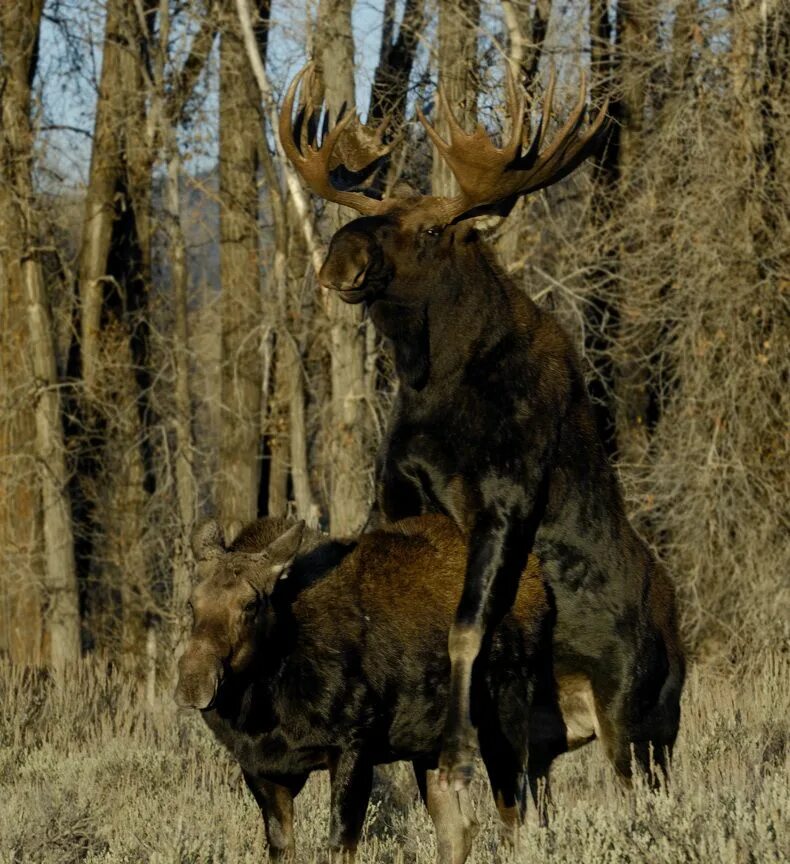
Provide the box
[191,519,225,561]
[266,521,305,579]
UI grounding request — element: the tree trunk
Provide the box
[76,0,155,660]
[369,0,424,129]
[0,2,45,666]
[0,252,44,666]
[236,0,319,526]
[496,1,551,272]
[145,2,216,636]
[501,0,550,88]
[431,0,481,197]
[0,0,80,668]
[267,352,290,517]
[283,203,319,526]
[165,140,197,632]
[316,0,371,534]
[217,0,264,527]
[609,0,659,465]
[762,1,790,271]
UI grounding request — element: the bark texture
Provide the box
[316,0,371,534]
[76,0,155,658]
[431,0,481,197]
[0,0,80,667]
[217,0,263,527]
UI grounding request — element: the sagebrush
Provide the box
[1,655,787,863]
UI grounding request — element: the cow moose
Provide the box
[279,63,685,790]
[175,514,551,863]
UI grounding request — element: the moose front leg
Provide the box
[242,771,307,861]
[327,751,374,860]
[439,504,529,790]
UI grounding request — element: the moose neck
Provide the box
[205,602,302,737]
[372,239,536,392]
[208,537,357,728]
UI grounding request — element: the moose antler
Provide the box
[278,63,393,215]
[417,65,608,222]
[279,63,607,225]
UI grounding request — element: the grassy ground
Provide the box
[0,654,787,864]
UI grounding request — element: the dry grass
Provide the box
[1,655,787,864]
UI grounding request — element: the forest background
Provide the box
[1,2,788,860]
[3,0,785,675]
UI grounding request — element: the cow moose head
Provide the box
[174,519,305,710]
[279,63,607,312]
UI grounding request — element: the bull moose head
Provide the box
[174,519,305,710]
[279,63,607,312]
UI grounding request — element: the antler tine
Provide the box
[514,74,609,194]
[295,64,353,159]
[416,101,450,155]
[536,65,557,153]
[279,63,310,162]
[417,84,482,156]
[504,64,525,155]
[278,63,390,216]
[419,64,608,223]
[516,65,557,170]
[320,106,356,157]
[333,111,391,161]
[439,87,471,147]
[302,63,323,152]
[530,70,589,168]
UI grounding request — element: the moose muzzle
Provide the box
[318,230,373,302]
[174,643,224,710]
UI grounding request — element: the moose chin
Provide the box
[279,61,685,791]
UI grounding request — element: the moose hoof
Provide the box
[438,731,478,791]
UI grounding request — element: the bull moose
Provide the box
[279,63,685,789]
[175,514,551,863]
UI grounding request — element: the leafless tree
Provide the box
[0,0,784,678]
[0,0,80,668]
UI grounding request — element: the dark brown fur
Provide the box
[318,203,686,790]
[176,515,547,863]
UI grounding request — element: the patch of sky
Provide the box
[32,0,613,193]
[33,0,399,189]
[36,0,103,190]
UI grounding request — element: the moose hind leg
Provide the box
[484,757,528,849]
[526,751,554,828]
[423,768,480,864]
[595,665,682,789]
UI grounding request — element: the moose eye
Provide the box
[425,226,442,237]
[243,598,259,616]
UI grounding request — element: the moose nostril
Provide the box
[318,264,368,293]
[351,264,368,289]
[175,649,223,710]
[174,671,219,710]
[318,241,370,292]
